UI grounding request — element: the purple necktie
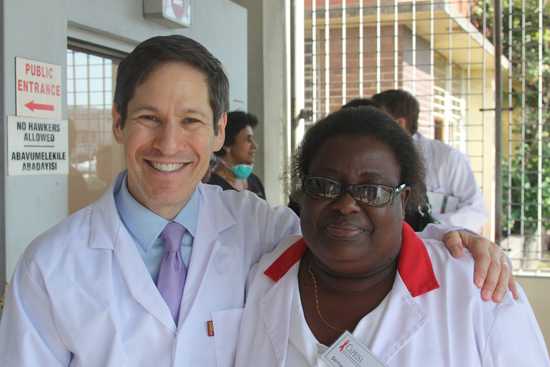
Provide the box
[156,222,187,324]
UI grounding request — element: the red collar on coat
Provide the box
[263,222,439,297]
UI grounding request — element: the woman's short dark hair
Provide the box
[114,35,229,132]
[214,111,258,157]
[294,106,426,213]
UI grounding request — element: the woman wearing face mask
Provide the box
[208,110,266,199]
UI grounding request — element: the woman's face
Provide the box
[300,134,409,276]
[227,125,257,165]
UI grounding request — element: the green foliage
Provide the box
[472,0,549,236]
[502,122,550,235]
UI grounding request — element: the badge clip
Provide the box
[321,331,387,367]
[207,320,215,337]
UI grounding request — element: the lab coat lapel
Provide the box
[369,274,428,364]
[177,184,237,324]
[88,177,176,331]
[259,264,298,367]
[115,226,176,331]
[369,224,438,364]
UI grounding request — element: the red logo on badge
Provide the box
[338,339,349,352]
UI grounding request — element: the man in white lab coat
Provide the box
[372,89,488,233]
[0,36,512,367]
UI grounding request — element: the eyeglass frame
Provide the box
[302,176,407,207]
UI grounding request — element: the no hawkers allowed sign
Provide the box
[8,116,68,175]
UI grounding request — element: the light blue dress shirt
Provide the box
[114,173,199,281]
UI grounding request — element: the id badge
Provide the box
[320,331,386,367]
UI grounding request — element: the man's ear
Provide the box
[395,117,410,134]
[213,113,227,151]
[112,105,124,143]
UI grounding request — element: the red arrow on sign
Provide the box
[25,101,54,112]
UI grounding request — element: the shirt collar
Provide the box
[115,172,200,252]
[264,222,439,297]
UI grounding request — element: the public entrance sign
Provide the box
[7,116,68,176]
[16,57,62,120]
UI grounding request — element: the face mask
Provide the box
[231,164,254,180]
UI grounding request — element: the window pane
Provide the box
[74,66,87,79]
[67,48,125,214]
[74,79,88,93]
[89,64,103,79]
[89,92,104,106]
[75,92,88,105]
[89,78,103,92]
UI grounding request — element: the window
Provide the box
[67,46,125,213]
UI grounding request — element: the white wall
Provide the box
[1,0,247,290]
[66,0,247,111]
[232,0,290,205]
[2,0,69,293]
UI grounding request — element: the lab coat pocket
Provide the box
[212,307,244,367]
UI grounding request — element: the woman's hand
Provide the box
[442,231,519,302]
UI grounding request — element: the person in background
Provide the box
[235,107,548,367]
[208,110,266,199]
[372,89,487,233]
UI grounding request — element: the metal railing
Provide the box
[296,0,549,274]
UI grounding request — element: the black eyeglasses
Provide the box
[303,176,407,207]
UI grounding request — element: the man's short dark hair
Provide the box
[114,35,229,132]
[294,106,426,212]
[372,89,420,135]
[214,111,258,157]
[341,98,381,110]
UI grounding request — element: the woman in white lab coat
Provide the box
[235,106,549,367]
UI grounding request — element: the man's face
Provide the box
[113,62,226,219]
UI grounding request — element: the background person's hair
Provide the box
[371,89,420,135]
[114,35,229,132]
[293,106,426,214]
[214,111,258,157]
[341,98,381,110]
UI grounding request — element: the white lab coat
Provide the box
[235,232,550,367]
[0,174,300,367]
[414,133,488,232]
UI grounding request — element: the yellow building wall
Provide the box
[465,69,496,239]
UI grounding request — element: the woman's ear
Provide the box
[399,186,411,218]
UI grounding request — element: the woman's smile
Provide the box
[324,221,369,239]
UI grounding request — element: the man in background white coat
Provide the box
[373,89,488,233]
